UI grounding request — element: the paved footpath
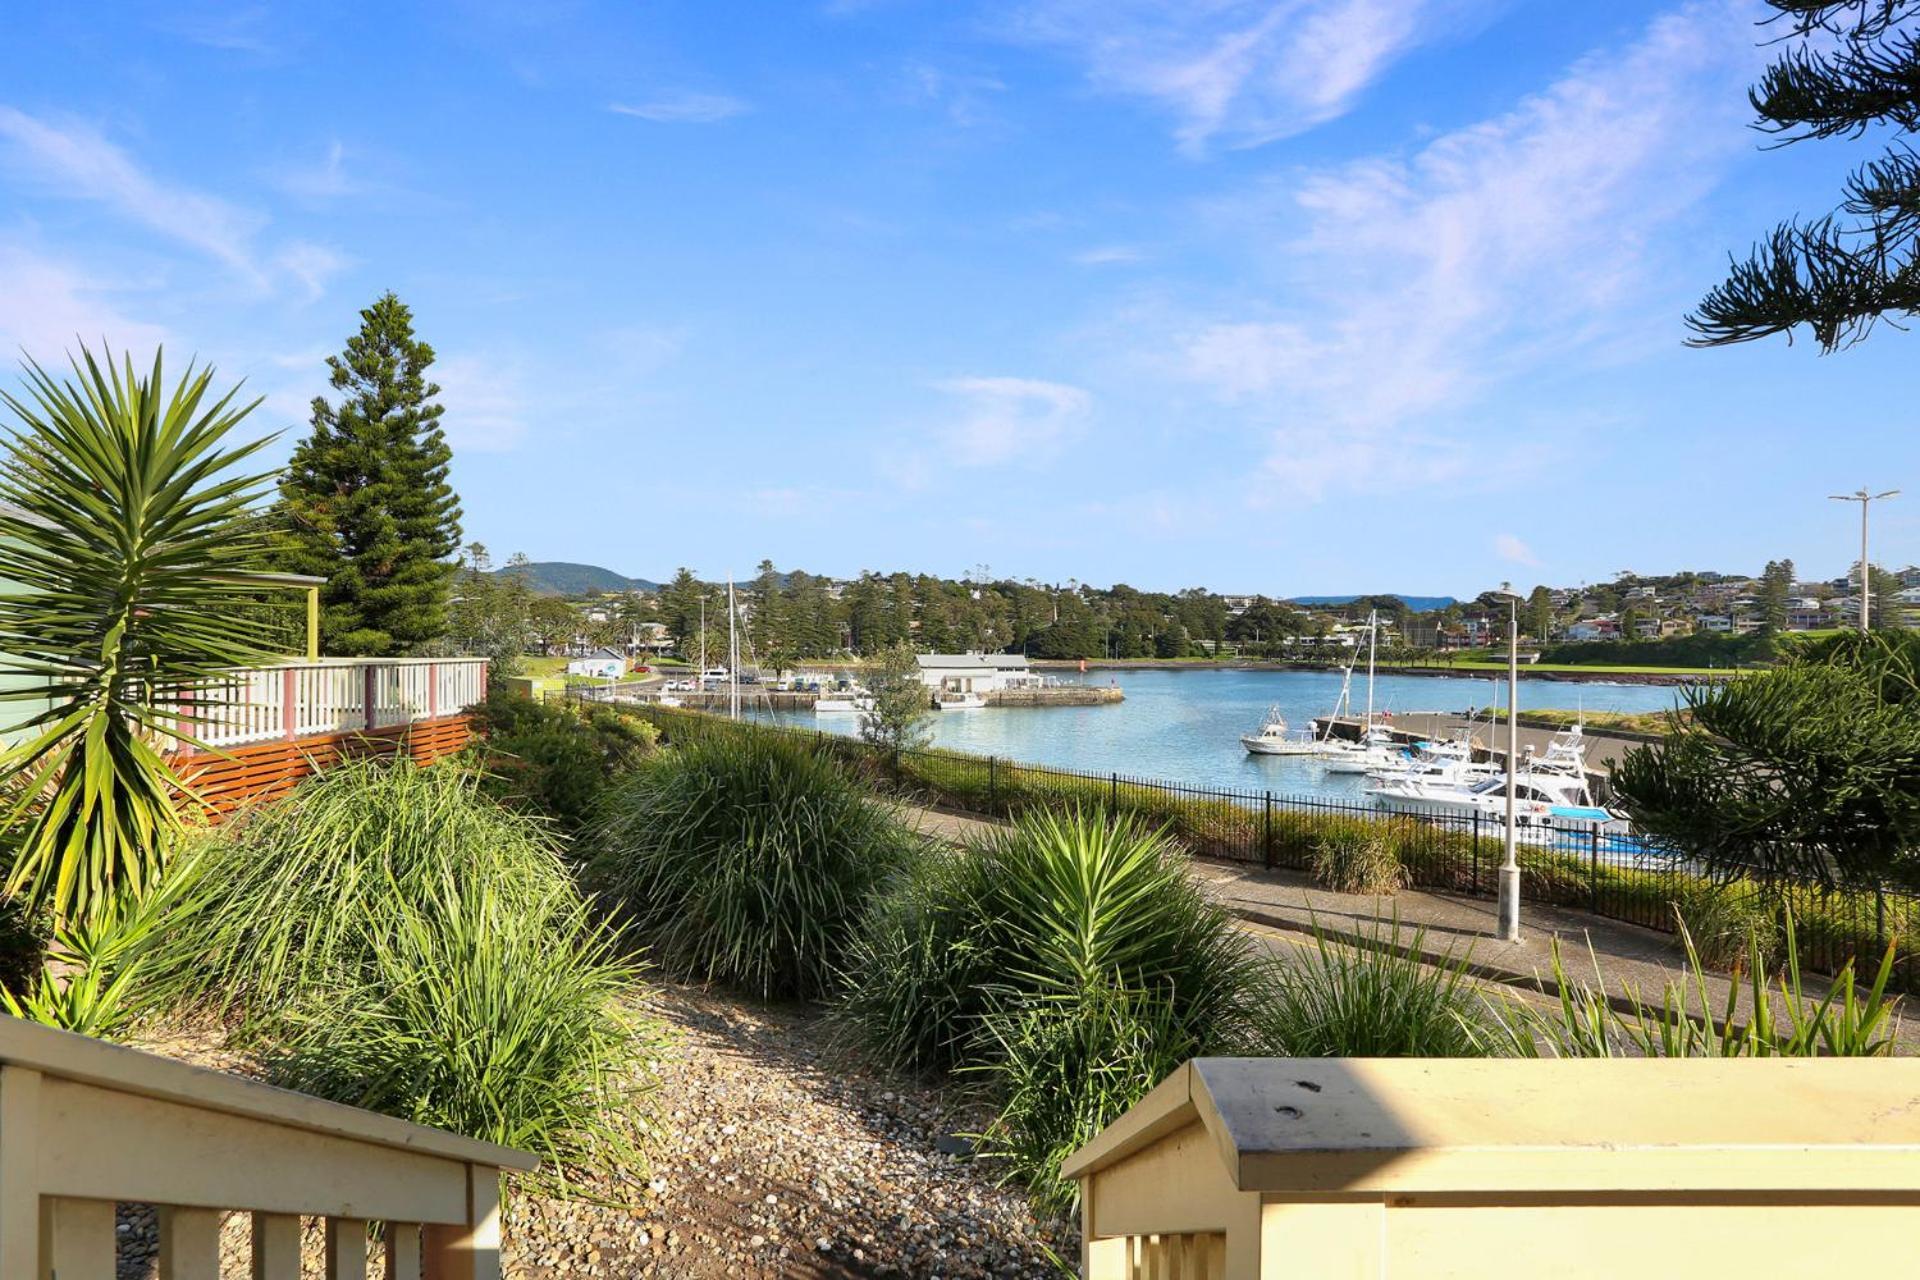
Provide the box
[901,804,1869,1035]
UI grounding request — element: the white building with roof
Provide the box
[914,653,1039,694]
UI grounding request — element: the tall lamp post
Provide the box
[1491,585,1524,942]
[1829,488,1899,633]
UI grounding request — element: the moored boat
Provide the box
[1241,705,1317,755]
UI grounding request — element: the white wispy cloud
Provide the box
[0,244,169,362]
[0,106,350,299]
[934,376,1092,465]
[434,355,528,453]
[1494,533,1539,567]
[1009,0,1489,152]
[273,139,356,200]
[1169,0,1763,499]
[1073,244,1145,266]
[0,106,266,279]
[608,93,750,124]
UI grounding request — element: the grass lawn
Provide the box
[522,654,570,678]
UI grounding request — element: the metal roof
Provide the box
[914,653,1029,669]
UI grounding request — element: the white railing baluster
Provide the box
[180,658,490,751]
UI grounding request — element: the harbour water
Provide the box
[752,667,1687,799]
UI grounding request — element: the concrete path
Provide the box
[900,804,1866,1037]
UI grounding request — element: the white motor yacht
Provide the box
[1321,722,1410,774]
[1370,726,1626,841]
[935,691,987,710]
[1241,706,1318,755]
[814,691,874,714]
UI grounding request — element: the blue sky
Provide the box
[0,1,1913,595]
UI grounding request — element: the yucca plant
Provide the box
[839,807,1265,1077]
[0,850,213,1038]
[590,734,916,1000]
[0,347,278,923]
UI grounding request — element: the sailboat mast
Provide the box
[728,578,740,721]
[1364,609,1377,727]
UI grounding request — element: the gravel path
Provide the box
[117,985,1076,1279]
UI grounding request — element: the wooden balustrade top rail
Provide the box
[0,1016,535,1278]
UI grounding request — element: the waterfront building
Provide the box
[915,652,1040,695]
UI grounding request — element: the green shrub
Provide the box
[1477,912,1902,1057]
[835,848,998,1074]
[269,870,654,1182]
[1667,879,1781,972]
[842,808,1267,1211]
[976,982,1200,1218]
[842,808,1263,1077]
[153,759,575,1022]
[1309,824,1403,895]
[471,693,656,830]
[146,760,652,1182]
[590,734,916,1000]
[1253,919,1494,1057]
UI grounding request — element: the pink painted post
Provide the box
[365,664,378,732]
[428,663,439,719]
[282,669,298,741]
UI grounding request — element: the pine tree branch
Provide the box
[1752,28,1920,138]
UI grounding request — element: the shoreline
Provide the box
[1029,659,1722,687]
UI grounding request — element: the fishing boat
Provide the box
[1241,706,1317,755]
[935,691,988,710]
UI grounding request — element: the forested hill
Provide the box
[491,561,660,596]
[1288,594,1458,612]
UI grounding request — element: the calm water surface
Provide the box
[753,668,1684,800]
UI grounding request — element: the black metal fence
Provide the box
[627,704,1917,994]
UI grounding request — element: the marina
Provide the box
[747,666,1686,799]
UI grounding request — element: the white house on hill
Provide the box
[915,653,1039,694]
[567,647,627,680]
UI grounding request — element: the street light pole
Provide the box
[1830,488,1899,634]
[1492,585,1523,942]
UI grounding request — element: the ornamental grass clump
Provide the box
[269,871,654,1180]
[1254,918,1494,1058]
[590,734,917,1000]
[153,758,575,1022]
[149,759,652,1183]
[1308,824,1404,896]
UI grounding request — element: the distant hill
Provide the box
[492,561,660,596]
[1288,594,1458,613]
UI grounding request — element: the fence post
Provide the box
[1877,885,1887,956]
[282,668,297,742]
[988,756,998,813]
[1471,811,1482,894]
[364,664,378,732]
[1589,823,1600,915]
[1110,772,1118,812]
[1263,792,1274,871]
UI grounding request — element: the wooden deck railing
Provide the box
[180,658,489,751]
[0,1015,535,1278]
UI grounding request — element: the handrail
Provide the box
[0,1016,533,1278]
[177,656,489,751]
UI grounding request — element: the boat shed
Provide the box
[914,652,1036,694]
[566,646,627,681]
[1062,1056,1920,1279]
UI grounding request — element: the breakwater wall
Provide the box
[984,686,1124,707]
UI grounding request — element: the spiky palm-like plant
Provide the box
[0,347,278,922]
